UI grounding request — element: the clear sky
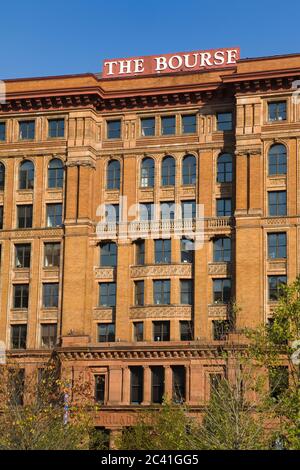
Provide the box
[1,0,300,80]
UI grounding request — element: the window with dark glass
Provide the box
[161,116,176,135]
[161,156,175,186]
[43,283,59,308]
[48,158,64,188]
[212,320,230,340]
[180,321,193,341]
[135,240,145,265]
[217,154,232,183]
[19,120,35,140]
[98,323,115,342]
[133,322,144,342]
[210,373,222,393]
[46,203,63,227]
[105,204,119,223]
[139,203,154,221]
[0,122,6,141]
[48,119,65,138]
[182,114,196,134]
[155,239,171,264]
[153,321,170,341]
[182,154,196,185]
[99,282,116,307]
[0,205,3,229]
[13,284,29,309]
[217,198,232,217]
[217,112,232,131]
[9,369,25,406]
[151,366,164,403]
[107,120,121,139]
[213,237,231,262]
[15,244,31,268]
[17,205,33,229]
[41,324,57,349]
[268,144,287,176]
[130,367,144,404]
[213,278,231,303]
[160,201,175,220]
[141,117,155,137]
[134,280,144,306]
[11,324,27,349]
[268,101,287,122]
[269,366,289,400]
[268,233,287,259]
[268,191,287,216]
[172,366,186,402]
[95,375,106,404]
[19,160,34,189]
[107,159,121,190]
[268,276,287,301]
[181,200,196,219]
[180,280,193,305]
[100,242,117,267]
[153,280,170,305]
[44,242,61,267]
[181,238,194,263]
[0,162,5,190]
[140,157,154,188]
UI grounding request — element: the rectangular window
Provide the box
[268,191,287,216]
[17,205,33,228]
[182,114,196,134]
[153,280,170,305]
[268,233,287,259]
[180,321,193,341]
[13,284,29,309]
[212,320,230,341]
[0,205,3,229]
[105,204,119,223]
[151,366,164,403]
[213,237,231,262]
[141,117,155,137]
[48,119,65,138]
[19,121,35,140]
[133,322,144,342]
[217,112,232,131]
[181,200,196,219]
[180,279,193,305]
[160,201,175,220]
[213,278,231,303]
[100,242,117,267]
[95,375,106,404]
[99,282,116,307]
[11,324,27,349]
[43,283,59,308]
[98,323,115,342]
[155,239,171,264]
[107,120,121,139]
[268,275,287,301]
[217,198,232,217]
[269,366,289,400]
[46,203,63,227]
[161,116,176,135]
[153,321,170,341]
[0,122,6,141]
[44,242,61,267]
[181,238,194,263]
[210,373,222,393]
[15,244,31,268]
[41,324,57,349]
[135,240,145,265]
[172,366,186,403]
[9,369,25,406]
[130,367,144,404]
[268,101,287,122]
[134,281,144,306]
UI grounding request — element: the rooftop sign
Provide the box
[102,47,240,78]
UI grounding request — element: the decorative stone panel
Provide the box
[208,263,231,276]
[93,308,114,321]
[10,310,28,321]
[267,260,287,273]
[208,304,228,318]
[130,305,192,320]
[131,263,192,278]
[95,267,116,280]
[39,310,59,321]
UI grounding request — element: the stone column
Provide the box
[142,366,151,405]
[164,365,172,400]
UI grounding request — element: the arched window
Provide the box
[141,157,154,188]
[48,158,64,188]
[217,154,232,183]
[107,159,120,190]
[182,155,196,185]
[161,156,175,186]
[19,160,34,190]
[268,144,287,176]
[0,162,5,191]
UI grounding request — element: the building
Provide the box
[0,49,300,446]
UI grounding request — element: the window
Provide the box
[160,201,175,220]
[182,114,196,134]
[139,203,154,221]
[107,120,121,139]
[268,233,287,259]
[0,162,5,190]
[41,324,57,349]
[181,238,194,263]
[172,366,186,402]
[181,200,196,219]
[9,369,25,406]
[155,239,171,264]
[213,320,230,340]
[269,366,289,400]
[95,375,106,404]
[0,122,6,141]
[180,321,193,341]
[141,157,154,188]
[46,203,63,227]
[153,321,170,341]
[19,121,35,140]
[268,144,287,176]
[180,280,193,305]
[15,244,31,268]
[213,278,231,303]
[210,373,222,393]
[217,154,233,183]
[105,204,119,223]
[161,116,176,135]
[99,282,116,307]
[11,325,27,349]
[217,112,232,131]
[182,155,196,185]
[151,366,164,403]
[217,198,232,217]
[43,283,59,308]
[268,101,287,122]
[44,242,61,267]
[268,191,287,216]
[107,159,121,190]
[100,242,117,267]
[141,117,155,137]
[130,367,144,404]
[213,237,231,262]
[268,276,287,301]
[133,322,144,342]
[161,156,175,186]
[135,240,145,265]
[19,160,34,189]
[48,119,65,138]
[48,158,64,188]
[134,280,144,306]
[153,280,170,305]
[13,284,29,309]
[0,206,3,229]
[17,205,33,228]
[98,323,115,342]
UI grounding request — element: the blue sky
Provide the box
[1,0,300,79]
